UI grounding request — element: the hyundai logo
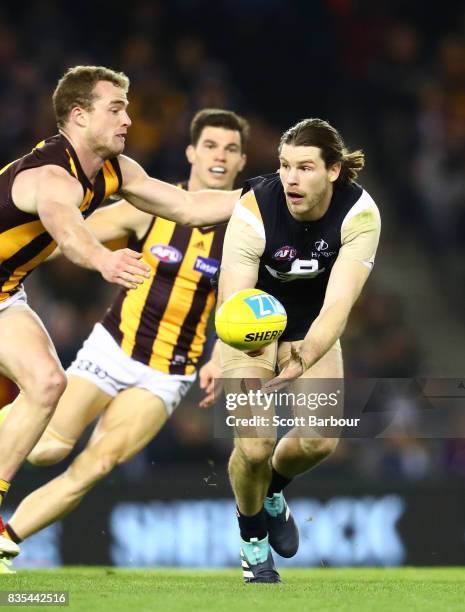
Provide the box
[315,239,328,251]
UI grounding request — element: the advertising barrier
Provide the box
[6,466,465,568]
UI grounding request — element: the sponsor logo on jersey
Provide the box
[150,244,183,264]
[193,256,219,278]
[315,239,328,251]
[244,294,286,319]
[273,245,297,261]
[311,251,336,258]
[193,240,206,250]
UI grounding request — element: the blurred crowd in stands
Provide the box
[0,0,464,482]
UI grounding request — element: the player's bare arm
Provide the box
[218,219,262,359]
[301,256,372,366]
[300,200,381,364]
[217,195,265,306]
[262,257,372,390]
[47,200,152,261]
[218,193,266,356]
[118,155,240,227]
[84,199,153,243]
[264,205,380,390]
[14,165,149,290]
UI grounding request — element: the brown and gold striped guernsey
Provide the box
[0,134,122,302]
[102,185,226,375]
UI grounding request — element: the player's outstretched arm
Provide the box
[36,166,150,289]
[119,155,240,227]
[46,200,152,261]
[84,199,152,243]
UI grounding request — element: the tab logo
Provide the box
[150,244,182,264]
[193,256,219,278]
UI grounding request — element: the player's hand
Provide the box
[97,248,150,289]
[198,359,222,408]
[261,344,306,393]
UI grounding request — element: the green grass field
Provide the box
[1,568,464,611]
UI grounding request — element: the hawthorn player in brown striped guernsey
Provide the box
[1,109,248,561]
[0,67,240,565]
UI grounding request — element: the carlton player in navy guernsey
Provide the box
[2,110,249,561]
[217,118,381,583]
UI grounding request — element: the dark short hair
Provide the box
[53,65,130,129]
[279,118,365,185]
[190,109,249,152]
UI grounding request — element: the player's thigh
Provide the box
[219,340,277,381]
[45,374,113,443]
[220,341,277,454]
[86,387,169,463]
[280,341,343,439]
[0,305,63,389]
[303,340,343,379]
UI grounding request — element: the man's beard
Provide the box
[306,182,329,212]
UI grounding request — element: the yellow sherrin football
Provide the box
[215,288,287,351]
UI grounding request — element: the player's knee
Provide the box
[74,449,119,487]
[300,437,338,461]
[237,437,275,466]
[41,368,67,408]
[25,364,67,412]
[96,453,119,478]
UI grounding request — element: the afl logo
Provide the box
[315,239,328,251]
[273,245,297,261]
[150,244,182,263]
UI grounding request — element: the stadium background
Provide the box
[0,0,464,568]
